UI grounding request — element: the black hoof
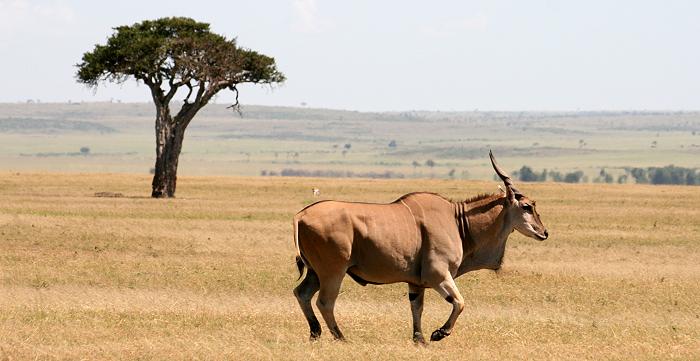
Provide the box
[309,322,322,341]
[413,332,427,345]
[430,328,450,342]
[330,326,346,341]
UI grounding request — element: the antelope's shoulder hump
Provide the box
[393,191,452,204]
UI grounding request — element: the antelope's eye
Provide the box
[522,204,533,212]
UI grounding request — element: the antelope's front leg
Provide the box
[429,276,465,342]
[407,283,426,344]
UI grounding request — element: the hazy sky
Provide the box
[1,0,699,111]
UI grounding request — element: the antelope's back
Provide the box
[297,199,423,250]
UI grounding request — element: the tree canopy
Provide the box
[76,17,285,110]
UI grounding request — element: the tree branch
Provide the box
[226,84,241,115]
[164,72,196,103]
[173,80,207,129]
[182,81,194,104]
[194,79,207,104]
[165,76,178,102]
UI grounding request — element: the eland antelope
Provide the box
[292,151,548,343]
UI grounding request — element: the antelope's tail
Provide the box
[293,214,306,280]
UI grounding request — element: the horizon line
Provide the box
[1,101,699,114]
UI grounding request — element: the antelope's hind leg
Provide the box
[408,283,427,344]
[294,268,322,340]
[316,272,346,341]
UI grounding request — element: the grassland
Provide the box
[1,172,698,360]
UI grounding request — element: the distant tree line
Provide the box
[627,165,699,185]
[261,169,405,179]
[511,166,586,183]
[512,165,699,185]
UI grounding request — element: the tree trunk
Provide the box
[151,105,187,198]
[147,81,211,198]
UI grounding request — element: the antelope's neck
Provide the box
[453,201,475,253]
[454,196,512,275]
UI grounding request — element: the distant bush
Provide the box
[650,166,698,185]
[628,166,698,185]
[563,171,584,183]
[629,168,649,184]
[513,166,545,182]
[548,171,563,182]
[594,168,614,183]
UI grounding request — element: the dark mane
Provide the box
[462,192,501,204]
[396,191,500,205]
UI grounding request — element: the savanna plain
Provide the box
[1,173,699,360]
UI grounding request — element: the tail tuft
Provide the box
[293,214,307,281]
[295,255,306,280]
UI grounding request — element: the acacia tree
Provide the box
[76,17,285,197]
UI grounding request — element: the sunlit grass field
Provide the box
[1,173,699,360]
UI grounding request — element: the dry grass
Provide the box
[1,173,699,360]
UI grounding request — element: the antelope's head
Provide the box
[489,151,549,241]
